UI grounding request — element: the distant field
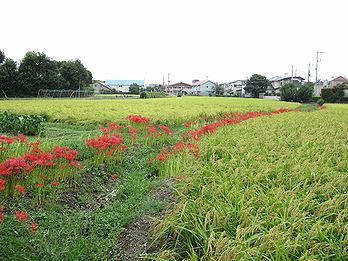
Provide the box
[0,97,299,125]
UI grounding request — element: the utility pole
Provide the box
[78,79,81,98]
[307,63,311,82]
[315,51,325,83]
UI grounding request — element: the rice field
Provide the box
[0,97,347,260]
[154,104,348,260]
[0,97,299,125]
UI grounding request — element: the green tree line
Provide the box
[0,50,93,97]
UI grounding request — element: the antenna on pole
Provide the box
[167,73,170,86]
[315,51,325,83]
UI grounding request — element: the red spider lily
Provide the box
[50,181,60,186]
[147,125,157,134]
[125,114,150,123]
[158,125,173,135]
[183,120,192,128]
[111,173,119,180]
[69,161,82,168]
[187,143,199,157]
[171,142,186,154]
[0,135,14,144]
[14,210,27,221]
[0,212,2,222]
[15,185,25,195]
[15,134,26,143]
[24,151,55,166]
[0,178,5,190]
[86,135,124,150]
[0,157,32,175]
[35,183,44,187]
[99,126,109,135]
[31,223,37,233]
[127,126,139,140]
[28,140,42,148]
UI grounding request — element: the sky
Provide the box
[1,0,348,84]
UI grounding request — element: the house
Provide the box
[191,79,216,96]
[328,76,348,88]
[166,82,192,95]
[268,76,305,95]
[104,80,145,93]
[92,80,113,93]
[224,80,246,96]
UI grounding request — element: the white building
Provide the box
[224,80,247,96]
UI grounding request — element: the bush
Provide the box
[139,92,166,99]
[317,98,325,106]
[280,83,314,102]
[280,83,298,102]
[0,111,45,136]
[321,88,345,103]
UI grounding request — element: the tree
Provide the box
[129,83,140,94]
[297,82,314,102]
[213,83,225,96]
[18,51,60,96]
[0,50,5,64]
[244,74,270,98]
[0,59,19,97]
[280,83,298,102]
[58,60,93,90]
[280,82,314,102]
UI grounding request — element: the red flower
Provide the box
[158,125,173,135]
[111,173,119,180]
[0,178,5,191]
[31,223,37,233]
[35,183,44,187]
[50,181,60,186]
[125,114,150,123]
[0,135,14,144]
[16,134,27,143]
[14,210,27,221]
[15,185,25,195]
[0,212,2,222]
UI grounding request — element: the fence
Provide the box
[37,89,95,98]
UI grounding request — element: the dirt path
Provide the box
[115,178,176,260]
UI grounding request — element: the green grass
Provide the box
[0,97,299,125]
[154,104,348,260]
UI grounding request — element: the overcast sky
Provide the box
[2,0,347,84]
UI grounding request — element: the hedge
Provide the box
[140,92,166,99]
[321,88,347,103]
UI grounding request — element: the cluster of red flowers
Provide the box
[0,209,37,233]
[153,141,200,163]
[125,114,150,123]
[0,137,81,198]
[86,134,125,151]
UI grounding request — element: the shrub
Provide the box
[139,92,166,99]
[0,111,45,136]
[280,83,313,102]
[280,83,298,102]
[321,87,345,103]
[317,98,325,106]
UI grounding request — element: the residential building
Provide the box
[224,80,246,96]
[104,80,145,93]
[166,82,192,95]
[92,80,113,93]
[191,79,216,96]
[328,76,348,88]
[268,76,305,95]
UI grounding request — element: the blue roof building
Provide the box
[104,80,145,93]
